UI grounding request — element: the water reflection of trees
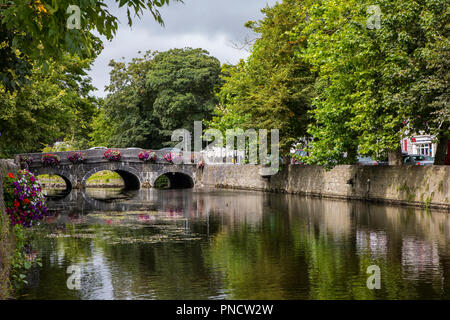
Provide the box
[204,194,450,299]
[21,189,450,300]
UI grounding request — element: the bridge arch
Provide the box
[33,168,74,193]
[151,168,195,189]
[81,164,143,190]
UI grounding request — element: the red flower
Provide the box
[14,200,20,207]
[8,173,14,179]
[24,199,30,205]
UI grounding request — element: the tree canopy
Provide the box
[208,0,448,166]
[0,0,182,157]
[297,0,449,166]
[91,48,222,149]
[0,0,181,91]
[0,55,98,157]
[0,0,448,166]
[207,0,316,154]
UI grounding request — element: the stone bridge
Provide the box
[15,148,204,192]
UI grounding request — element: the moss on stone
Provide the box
[398,183,415,202]
[438,180,444,193]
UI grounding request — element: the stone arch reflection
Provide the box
[38,173,72,199]
[82,167,141,190]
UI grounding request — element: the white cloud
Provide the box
[89,0,278,97]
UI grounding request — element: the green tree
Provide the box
[0,0,181,92]
[207,0,316,154]
[0,55,98,157]
[298,0,449,167]
[91,48,222,149]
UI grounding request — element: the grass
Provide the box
[85,171,122,185]
[36,174,64,185]
[154,175,169,189]
[38,171,124,186]
[397,183,415,202]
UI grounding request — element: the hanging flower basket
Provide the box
[3,170,48,228]
[19,155,33,169]
[68,152,87,164]
[138,150,157,162]
[41,154,60,167]
[104,149,121,161]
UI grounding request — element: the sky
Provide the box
[89,0,279,98]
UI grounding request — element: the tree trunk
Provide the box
[388,145,403,165]
[434,133,449,165]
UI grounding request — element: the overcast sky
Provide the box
[89,0,278,97]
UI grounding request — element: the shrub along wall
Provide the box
[0,159,19,299]
[200,165,450,210]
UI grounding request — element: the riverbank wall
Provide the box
[2,160,447,211]
[0,159,19,299]
[200,165,450,211]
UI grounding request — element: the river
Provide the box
[17,188,450,300]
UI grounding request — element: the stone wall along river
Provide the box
[200,164,450,210]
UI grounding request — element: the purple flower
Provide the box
[4,169,47,228]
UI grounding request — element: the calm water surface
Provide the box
[18,188,450,300]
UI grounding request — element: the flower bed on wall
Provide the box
[138,150,157,162]
[41,154,60,167]
[104,149,121,161]
[67,152,87,164]
[164,153,182,164]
